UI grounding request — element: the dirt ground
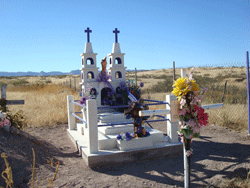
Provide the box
[0,122,249,188]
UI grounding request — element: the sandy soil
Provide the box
[0,123,249,188]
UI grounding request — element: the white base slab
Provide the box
[67,126,182,167]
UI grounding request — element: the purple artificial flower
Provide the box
[137,126,143,134]
[140,82,144,87]
[80,97,86,105]
[120,81,126,88]
[125,132,132,141]
[117,134,122,140]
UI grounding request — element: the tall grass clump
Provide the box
[7,84,79,128]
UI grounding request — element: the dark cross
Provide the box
[1,85,24,112]
[113,28,120,43]
[85,27,92,43]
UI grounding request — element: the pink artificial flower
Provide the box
[179,109,187,116]
[4,119,10,125]
[186,150,192,157]
[187,120,196,128]
[193,127,200,134]
[180,98,186,109]
[0,122,4,128]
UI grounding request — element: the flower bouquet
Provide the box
[172,70,209,154]
[0,111,11,132]
[119,79,144,105]
[172,69,209,188]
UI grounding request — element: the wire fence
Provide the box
[191,64,247,132]
[61,63,249,132]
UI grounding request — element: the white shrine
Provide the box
[67,28,182,167]
[80,28,127,108]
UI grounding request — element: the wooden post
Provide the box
[1,85,7,112]
[67,95,76,130]
[166,94,179,143]
[173,61,175,81]
[86,99,98,154]
[69,78,72,88]
[74,77,76,91]
[181,68,186,78]
[1,85,6,99]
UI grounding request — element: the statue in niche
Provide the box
[101,57,107,76]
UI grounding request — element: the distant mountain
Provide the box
[0,68,149,77]
[0,70,81,77]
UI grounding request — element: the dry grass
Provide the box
[208,104,248,132]
[6,84,80,127]
[0,148,60,188]
[1,66,247,131]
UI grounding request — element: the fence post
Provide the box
[1,85,7,112]
[135,67,137,87]
[246,51,250,135]
[86,99,98,154]
[173,61,175,81]
[166,94,179,143]
[67,95,76,130]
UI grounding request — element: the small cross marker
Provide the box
[113,28,120,43]
[85,27,92,43]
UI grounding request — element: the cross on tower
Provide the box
[113,28,120,43]
[85,27,92,43]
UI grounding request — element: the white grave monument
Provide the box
[67,28,182,167]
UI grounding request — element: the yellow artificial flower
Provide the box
[172,77,200,100]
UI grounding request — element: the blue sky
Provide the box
[0,0,249,73]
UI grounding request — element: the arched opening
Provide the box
[86,58,94,65]
[81,73,83,79]
[116,97,123,105]
[90,88,97,95]
[82,59,84,65]
[116,86,122,94]
[115,57,122,64]
[87,71,94,79]
[109,58,112,64]
[101,87,113,105]
[115,71,122,78]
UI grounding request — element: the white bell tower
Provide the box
[80,27,99,93]
[108,28,126,83]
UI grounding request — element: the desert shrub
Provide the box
[152,74,168,79]
[7,110,27,130]
[45,80,52,84]
[139,74,152,79]
[54,75,67,79]
[147,77,173,93]
[12,79,29,86]
[0,82,7,86]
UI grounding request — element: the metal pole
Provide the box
[135,67,137,86]
[246,51,250,135]
[184,138,191,188]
